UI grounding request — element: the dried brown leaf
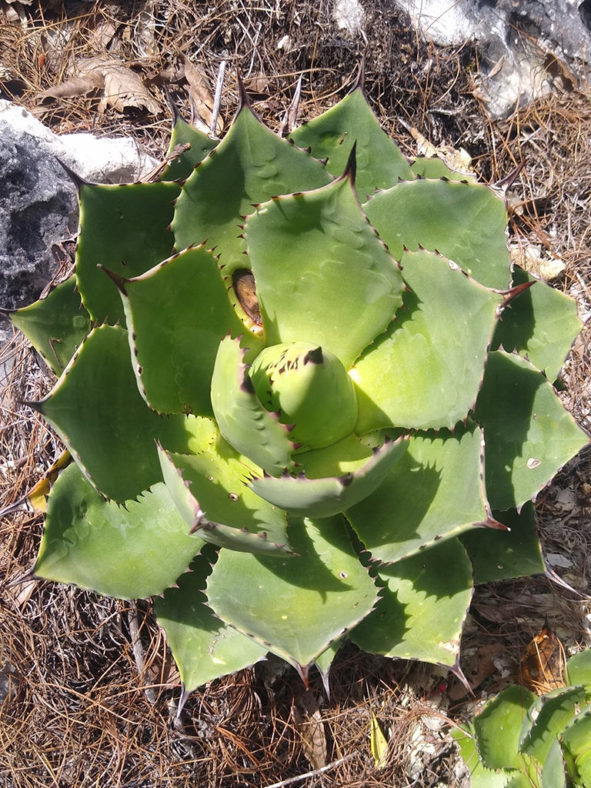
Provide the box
[39,72,103,100]
[448,643,506,700]
[245,73,271,95]
[39,55,161,116]
[294,691,327,771]
[87,19,118,52]
[99,62,161,115]
[509,242,566,280]
[519,625,566,694]
[6,576,37,608]
[182,56,223,135]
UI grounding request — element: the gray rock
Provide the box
[0,130,78,313]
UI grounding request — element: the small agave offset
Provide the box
[454,649,591,786]
[11,73,588,694]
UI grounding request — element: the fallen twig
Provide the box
[262,753,357,788]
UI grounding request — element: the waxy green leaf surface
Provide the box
[155,550,268,692]
[76,182,180,324]
[246,176,404,368]
[37,325,193,502]
[290,87,413,199]
[162,116,217,181]
[250,437,408,518]
[347,425,488,564]
[158,434,293,555]
[364,179,510,288]
[36,463,203,598]
[461,502,545,583]
[11,275,90,375]
[491,265,582,382]
[351,538,473,666]
[172,105,331,270]
[207,516,378,669]
[353,249,502,431]
[119,245,260,415]
[475,351,589,510]
[211,335,295,475]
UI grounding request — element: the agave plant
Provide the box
[454,649,591,787]
[10,73,588,695]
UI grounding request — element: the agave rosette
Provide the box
[11,76,588,692]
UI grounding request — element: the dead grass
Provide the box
[0,1,590,786]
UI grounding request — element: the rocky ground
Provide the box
[0,2,589,786]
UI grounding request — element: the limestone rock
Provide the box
[390,0,591,116]
[334,0,366,36]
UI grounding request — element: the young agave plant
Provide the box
[10,73,588,695]
[454,649,591,786]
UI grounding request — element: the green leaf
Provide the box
[119,245,261,415]
[475,351,589,510]
[76,181,180,324]
[461,502,545,583]
[210,334,295,475]
[158,440,293,555]
[364,179,510,288]
[347,425,489,564]
[246,176,404,368]
[541,739,567,788]
[350,538,473,667]
[290,87,413,199]
[474,685,537,771]
[207,516,378,670]
[506,773,537,788]
[560,705,591,786]
[250,437,408,519]
[11,276,90,375]
[36,463,203,598]
[453,725,518,788]
[410,156,477,182]
[162,116,217,181]
[36,325,193,501]
[155,550,268,692]
[520,686,586,765]
[492,266,582,382]
[353,249,502,431]
[172,104,331,272]
[565,650,591,693]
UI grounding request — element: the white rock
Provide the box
[334,0,365,36]
[0,100,56,146]
[0,100,157,183]
[397,0,478,45]
[277,34,292,51]
[58,133,157,183]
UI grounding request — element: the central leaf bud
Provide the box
[249,342,358,450]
